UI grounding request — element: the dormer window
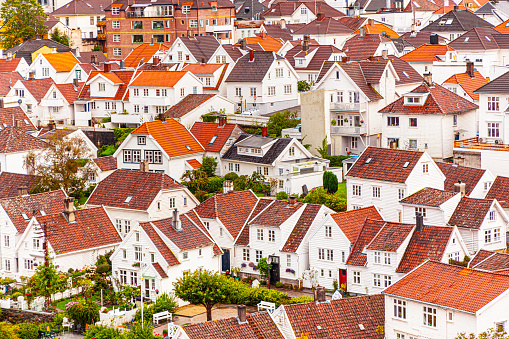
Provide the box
[407,97,420,104]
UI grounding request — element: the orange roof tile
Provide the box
[0,59,21,72]
[239,36,283,52]
[432,5,471,13]
[78,70,134,101]
[131,119,204,157]
[182,63,225,75]
[494,19,509,34]
[353,23,399,38]
[55,82,85,104]
[43,52,80,72]
[186,159,202,169]
[331,206,383,243]
[100,72,124,84]
[123,43,170,68]
[443,70,488,100]
[130,71,187,87]
[401,44,455,63]
[383,261,509,313]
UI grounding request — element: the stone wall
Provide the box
[0,308,55,324]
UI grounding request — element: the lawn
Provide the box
[336,182,346,200]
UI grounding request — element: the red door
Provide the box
[339,269,347,286]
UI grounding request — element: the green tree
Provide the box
[303,187,346,212]
[30,253,59,306]
[323,171,338,194]
[201,156,218,177]
[50,28,69,46]
[173,270,230,321]
[255,257,271,283]
[181,169,209,193]
[456,329,509,339]
[0,0,47,49]
[267,110,299,137]
[298,80,311,92]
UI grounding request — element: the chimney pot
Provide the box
[159,113,166,122]
[140,159,149,172]
[153,57,160,66]
[218,115,227,126]
[314,286,326,302]
[430,34,439,45]
[249,49,254,61]
[223,179,234,193]
[424,73,433,86]
[415,212,423,232]
[91,54,97,64]
[359,26,366,38]
[368,18,374,26]
[75,47,80,58]
[237,305,247,323]
[317,12,325,22]
[288,196,297,205]
[454,5,458,10]
[260,32,267,39]
[103,62,111,73]
[240,39,246,50]
[454,181,466,197]
[73,78,79,88]
[64,197,76,223]
[172,208,182,230]
[466,61,474,77]
[280,19,286,29]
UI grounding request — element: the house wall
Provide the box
[7,82,41,125]
[178,96,236,128]
[478,93,509,144]
[54,14,101,39]
[469,170,495,199]
[477,292,509,335]
[300,89,330,157]
[0,152,32,175]
[0,207,22,279]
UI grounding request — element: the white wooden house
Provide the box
[0,128,47,175]
[38,82,84,126]
[26,52,87,84]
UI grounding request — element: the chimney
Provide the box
[73,78,79,88]
[14,119,21,128]
[218,115,227,126]
[91,54,97,64]
[172,208,182,230]
[341,56,350,63]
[51,47,57,54]
[415,211,423,232]
[159,113,166,122]
[249,49,254,62]
[64,198,76,223]
[201,57,206,64]
[385,0,390,8]
[302,38,309,52]
[223,179,234,193]
[368,18,374,26]
[75,47,80,58]
[359,26,366,38]
[261,126,267,137]
[17,186,28,196]
[151,37,155,45]
[48,122,55,131]
[454,5,458,10]
[140,159,149,172]
[430,34,439,45]
[120,60,125,69]
[314,286,326,302]
[260,32,267,39]
[280,19,286,29]
[28,72,35,80]
[466,61,474,77]
[104,62,111,73]
[389,140,398,149]
[153,56,160,66]
[382,50,388,58]
[237,305,247,323]
[6,52,12,61]
[288,195,297,205]
[316,12,325,22]
[454,180,466,197]
[240,39,246,50]
[424,73,433,86]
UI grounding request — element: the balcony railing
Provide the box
[331,125,367,136]
[331,102,361,111]
[126,11,173,18]
[205,24,234,33]
[454,137,509,151]
[97,34,106,40]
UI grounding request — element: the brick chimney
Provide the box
[237,305,247,323]
[261,126,267,137]
[454,180,466,197]
[359,26,366,38]
[17,186,28,196]
[64,198,76,223]
[140,159,149,172]
[424,73,433,86]
[153,56,160,66]
[260,32,267,39]
[316,12,325,22]
[240,39,246,50]
[249,49,254,62]
[288,196,297,205]
[91,54,97,64]
[280,19,286,29]
[368,18,374,26]
[223,179,234,193]
[159,113,166,122]
[466,61,474,78]
[218,115,227,126]
[415,211,423,232]
[104,62,111,73]
[314,286,326,302]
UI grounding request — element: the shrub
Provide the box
[224,172,238,181]
[204,176,224,193]
[323,171,338,194]
[15,323,38,339]
[123,322,155,339]
[287,296,314,304]
[201,157,218,177]
[135,293,178,323]
[84,325,121,339]
[96,264,111,275]
[52,313,65,326]
[276,191,288,200]
[11,292,22,300]
[0,322,18,339]
[275,282,284,288]
[66,300,99,327]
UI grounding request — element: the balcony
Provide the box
[97,20,106,26]
[111,113,143,125]
[454,137,509,151]
[331,125,367,136]
[331,102,361,111]
[126,11,173,18]
[97,34,106,40]
[205,24,233,33]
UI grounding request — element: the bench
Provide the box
[257,301,276,313]
[153,310,172,325]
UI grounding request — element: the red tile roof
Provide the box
[283,294,385,338]
[400,187,458,206]
[164,94,215,119]
[468,249,493,267]
[123,43,170,68]
[38,206,121,254]
[21,78,55,103]
[87,169,184,211]
[0,127,47,153]
[285,45,343,71]
[190,122,243,153]
[0,72,23,96]
[183,311,285,339]
[494,19,509,34]
[249,200,303,227]
[78,70,134,101]
[130,71,188,87]
[371,55,423,86]
[43,52,80,72]
[186,159,202,169]
[366,221,414,251]
[346,147,424,183]
[448,197,493,229]
[0,190,66,233]
[443,70,488,100]
[141,222,180,267]
[352,23,399,38]
[236,198,273,246]
[261,1,345,18]
[0,59,22,72]
[239,35,284,52]
[282,204,322,253]
[399,32,448,48]
[342,34,392,61]
[337,16,367,30]
[436,162,486,196]
[486,176,509,208]
[469,250,509,272]
[0,172,40,199]
[194,190,259,240]
[383,261,509,313]
[396,226,454,273]
[401,44,455,63]
[330,206,383,243]
[131,119,204,158]
[379,82,478,115]
[55,82,85,104]
[0,107,36,132]
[346,218,385,266]
[293,17,352,35]
[152,262,168,278]
[93,156,117,171]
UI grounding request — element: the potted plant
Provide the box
[331,120,336,126]
[241,263,247,268]
[132,262,141,268]
[344,118,348,122]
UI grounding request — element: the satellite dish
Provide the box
[17,99,22,104]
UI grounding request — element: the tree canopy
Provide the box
[50,28,69,46]
[267,110,299,137]
[0,0,48,49]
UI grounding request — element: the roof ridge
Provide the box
[472,252,497,268]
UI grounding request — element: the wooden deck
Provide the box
[454,137,509,151]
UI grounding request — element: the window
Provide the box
[180,88,185,97]
[178,51,183,61]
[423,163,429,173]
[189,19,198,27]
[112,6,120,14]
[257,228,264,241]
[184,197,187,206]
[268,86,276,96]
[496,322,506,333]
[408,139,417,149]
[182,5,191,13]
[453,114,458,126]
[124,220,131,233]
[132,150,141,163]
[113,20,120,28]
[250,87,256,97]
[154,151,162,163]
[374,251,381,264]
[489,211,496,221]
[152,20,164,29]
[384,275,392,287]
[137,136,146,145]
[130,271,138,286]
[350,137,358,149]
[415,207,427,218]
[279,180,284,189]
[325,225,332,238]
[327,249,333,261]
[353,271,361,284]
[183,252,189,259]
[205,77,211,86]
[485,229,492,243]
[284,85,292,94]
[169,197,175,209]
[264,167,269,176]
[3,235,9,247]
[423,307,437,327]
[255,250,263,262]
[384,252,391,265]
[99,83,106,91]
[275,68,283,77]
[33,239,40,249]
[488,97,499,111]
[268,230,275,242]
[116,219,122,232]
[134,246,142,261]
[122,249,127,259]
[352,185,361,196]
[387,116,399,126]
[341,251,345,263]
[135,232,140,242]
[373,274,381,287]
[4,260,10,271]
[406,97,420,104]
[132,35,143,43]
[494,228,501,241]
[24,259,33,270]
[151,253,155,262]
[243,249,250,261]
[113,34,120,42]
[123,150,132,163]
[393,299,406,319]
[289,147,295,156]
[409,118,417,127]
[42,68,50,77]
[235,163,240,172]
[229,163,233,171]
[318,248,325,260]
[488,123,500,138]
[119,270,128,284]
[113,48,121,56]
[131,21,143,29]
[372,186,381,198]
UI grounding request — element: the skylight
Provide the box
[485,36,491,41]
[124,196,133,204]
[21,212,29,220]
[413,1,420,7]
[186,145,192,150]
[445,19,453,25]
[403,161,410,168]
[403,71,409,78]
[40,210,46,216]
[365,158,372,164]
[209,135,217,144]
[464,37,469,43]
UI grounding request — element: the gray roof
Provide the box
[7,39,71,64]
[475,1,509,16]
[449,27,504,50]
[235,135,275,148]
[474,70,509,94]
[235,0,268,20]
[421,9,493,32]
[226,51,284,83]
[52,0,110,15]
[222,134,292,164]
[180,36,220,63]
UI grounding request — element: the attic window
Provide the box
[186,145,192,150]
[209,135,217,144]
[403,161,410,168]
[124,196,133,204]
[464,37,469,43]
[21,213,29,220]
[485,36,491,41]
[40,210,46,216]
[365,158,372,164]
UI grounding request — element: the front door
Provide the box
[221,249,230,272]
[339,269,347,287]
[269,256,280,285]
